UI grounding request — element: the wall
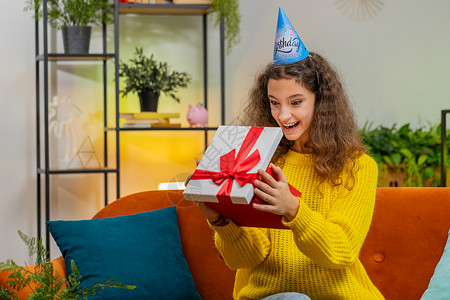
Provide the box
[1,0,449,262]
[0,2,38,264]
[226,0,450,128]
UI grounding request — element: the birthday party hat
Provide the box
[273,7,309,65]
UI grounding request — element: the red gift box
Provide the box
[184,126,301,228]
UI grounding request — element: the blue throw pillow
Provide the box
[47,206,201,300]
[421,229,450,300]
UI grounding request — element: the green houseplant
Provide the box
[24,0,114,54]
[0,231,135,299]
[211,0,241,55]
[361,122,450,187]
[119,47,192,112]
[172,0,241,54]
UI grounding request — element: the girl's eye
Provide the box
[269,100,279,106]
[292,100,303,105]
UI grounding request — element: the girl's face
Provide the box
[268,78,316,153]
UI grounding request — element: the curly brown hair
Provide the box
[235,52,366,188]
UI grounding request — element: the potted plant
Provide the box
[172,0,241,54]
[119,47,192,112]
[361,122,450,187]
[211,0,241,54]
[24,0,114,54]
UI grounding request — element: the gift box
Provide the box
[184,126,283,204]
[183,126,302,229]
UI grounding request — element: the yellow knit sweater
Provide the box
[212,150,384,300]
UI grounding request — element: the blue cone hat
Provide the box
[273,7,309,65]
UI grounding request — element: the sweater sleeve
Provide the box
[211,221,271,270]
[282,155,378,269]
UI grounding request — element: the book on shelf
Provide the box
[121,112,178,120]
[120,112,179,120]
[123,119,161,124]
[137,112,179,119]
[120,112,181,128]
[150,123,181,128]
[122,123,151,128]
[122,123,181,128]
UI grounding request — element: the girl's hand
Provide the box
[196,201,221,223]
[252,163,299,221]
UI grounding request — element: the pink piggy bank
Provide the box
[187,103,208,127]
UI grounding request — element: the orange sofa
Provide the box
[1,187,450,300]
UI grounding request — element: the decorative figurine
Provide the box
[48,95,83,160]
[187,103,208,127]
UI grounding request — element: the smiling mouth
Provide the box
[282,121,300,129]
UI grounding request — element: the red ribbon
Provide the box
[191,127,264,203]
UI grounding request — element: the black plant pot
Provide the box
[62,26,91,54]
[138,90,159,112]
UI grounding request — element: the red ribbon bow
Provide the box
[191,127,264,203]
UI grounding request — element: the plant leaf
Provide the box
[390,153,402,166]
[417,154,428,166]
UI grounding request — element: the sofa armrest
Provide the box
[0,256,67,298]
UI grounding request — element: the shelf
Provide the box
[36,53,115,61]
[35,0,224,251]
[118,3,212,15]
[38,168,118,174]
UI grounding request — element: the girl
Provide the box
[195,52,384,299]
[193,7,383,299]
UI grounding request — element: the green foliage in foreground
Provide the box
[0,231,135,300]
